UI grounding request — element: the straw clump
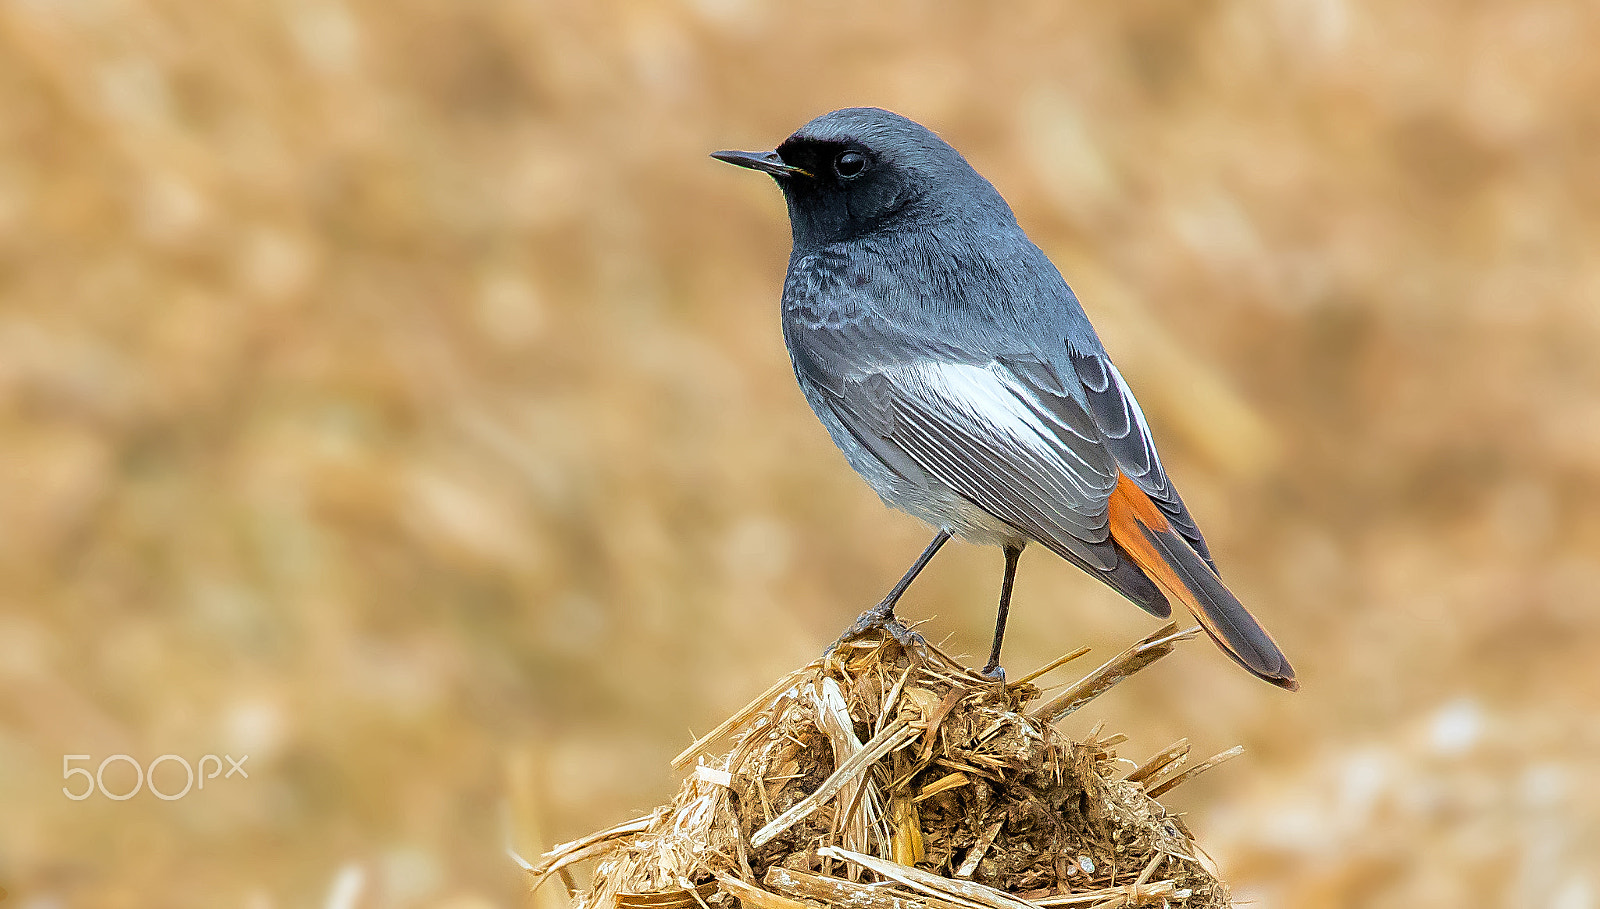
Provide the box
[532,625,1236,909]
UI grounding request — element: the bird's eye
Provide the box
[833,150,867,179]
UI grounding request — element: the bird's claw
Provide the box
[827,603,927,658]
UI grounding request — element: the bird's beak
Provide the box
[711,149,811,178]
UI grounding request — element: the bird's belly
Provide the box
[889,483,1026,548]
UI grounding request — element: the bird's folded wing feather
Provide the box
[1062,349,1214,568]
[831,359,1121,570]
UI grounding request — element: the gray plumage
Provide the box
[713,108,1295,689]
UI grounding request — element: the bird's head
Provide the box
[713,108,1013,250]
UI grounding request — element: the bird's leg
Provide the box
[832,529,951,650]
[979,544,1024,682]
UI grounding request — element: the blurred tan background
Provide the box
[2,1,1598,906]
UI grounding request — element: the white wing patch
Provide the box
[900,361,1111,498]
[910,362,1054,444]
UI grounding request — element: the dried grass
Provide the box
[532,625,1241,909]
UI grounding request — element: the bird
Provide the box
[712,108,1296,690]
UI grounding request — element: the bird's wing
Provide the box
[1059,349,1215,569]
[808,355,1170,617]
[858,360,1117,563]
[783,257,1174,612]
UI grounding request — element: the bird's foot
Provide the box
[977,662,1006,684]
[827,602,926,659]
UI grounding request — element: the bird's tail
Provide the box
[1107,474,1298,691]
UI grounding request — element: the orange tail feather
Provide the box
[1107,474,1298,690]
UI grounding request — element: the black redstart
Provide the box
[713,108,1295,690]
